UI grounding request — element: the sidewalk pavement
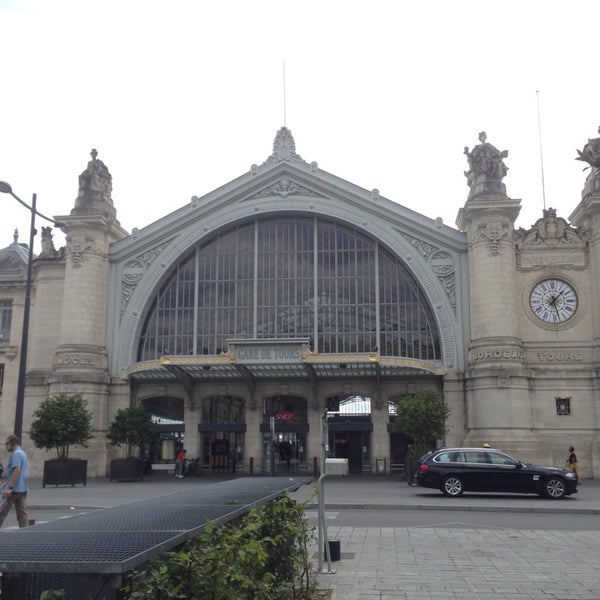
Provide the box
[10,474,600,599]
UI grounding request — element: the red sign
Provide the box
[274,410,295,422]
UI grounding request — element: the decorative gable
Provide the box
[515,208,587,271]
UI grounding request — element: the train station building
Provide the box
[1,126,600,478]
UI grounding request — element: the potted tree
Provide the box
[106,405,157,482]
[389,387,450,481]
[29,393,95,487]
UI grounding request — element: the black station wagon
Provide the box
[416,447,578,499]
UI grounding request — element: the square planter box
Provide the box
[110,458,144,482]
[42,459,88,488]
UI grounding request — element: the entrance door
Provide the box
[330,430,370,474]
[263,431,307,475]
[201,431,245,473]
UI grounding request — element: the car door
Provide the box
[460,451,496,491]
[484,451,529,492]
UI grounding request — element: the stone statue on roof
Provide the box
[576,127,600,169]
[464,132,509,200]
[576,127,600,199]
[71,149,116,220]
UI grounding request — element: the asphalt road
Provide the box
[3,502,598,532]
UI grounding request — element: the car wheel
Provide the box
[441,475,464,497]
[543,476,566,499]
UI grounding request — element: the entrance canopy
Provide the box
[126,338,445,384]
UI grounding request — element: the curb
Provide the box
[304,502,600,515]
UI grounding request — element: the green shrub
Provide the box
[123,492,316,600]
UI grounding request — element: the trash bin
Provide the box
[326,540,341,562]
[376,456,386,475]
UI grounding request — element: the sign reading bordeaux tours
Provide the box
[235,343,303,364]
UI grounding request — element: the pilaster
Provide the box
[457,133,531,442]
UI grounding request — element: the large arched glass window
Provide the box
[137,217,441,361]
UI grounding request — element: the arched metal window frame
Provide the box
[136,216,442,363]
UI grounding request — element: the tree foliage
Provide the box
[106,405,157,458]
[390,387,450,454]
[29,393,95,460]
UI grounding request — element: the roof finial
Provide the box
[13,229,18,244]
[282,62,287,128]
[91,148,98,161]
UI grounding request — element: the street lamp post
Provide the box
[0,181,62,440]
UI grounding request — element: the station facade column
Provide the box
[48,151,128,475]
[457,133,535,453]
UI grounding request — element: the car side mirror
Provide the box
[515,461,523,469]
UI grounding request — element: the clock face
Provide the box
[529,279,578,324]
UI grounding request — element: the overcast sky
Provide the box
[1,0,598,253]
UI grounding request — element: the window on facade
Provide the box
[137,217,441,362]
[0,301,12,343]
[556,397,571,416]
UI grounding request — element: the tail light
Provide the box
[418,464,429,472]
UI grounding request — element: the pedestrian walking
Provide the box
[406,444,416,486]
[0,434,30,528]
[566,445,580,484]
[175,448,187,478]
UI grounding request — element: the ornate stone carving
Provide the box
[38,227,65,259]
[464,132,509,200]
[576,126,600,198]
[66,232,96,268]
[497,376,510,388]
[478,217,511,256]
[515,208,587,271]
[120,245,166,315]
[399,233,456,308]
[263,127,306,164]
[121,282,135,315]
[250,178,323,200]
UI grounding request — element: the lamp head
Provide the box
[0,181,13,194]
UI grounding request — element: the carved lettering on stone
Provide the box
[470,349,525,362]
[53,353,98,368]
[536,352,583,362]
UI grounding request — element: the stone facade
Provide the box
[1,128,599,478]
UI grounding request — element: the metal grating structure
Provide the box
[0,476,311,599]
